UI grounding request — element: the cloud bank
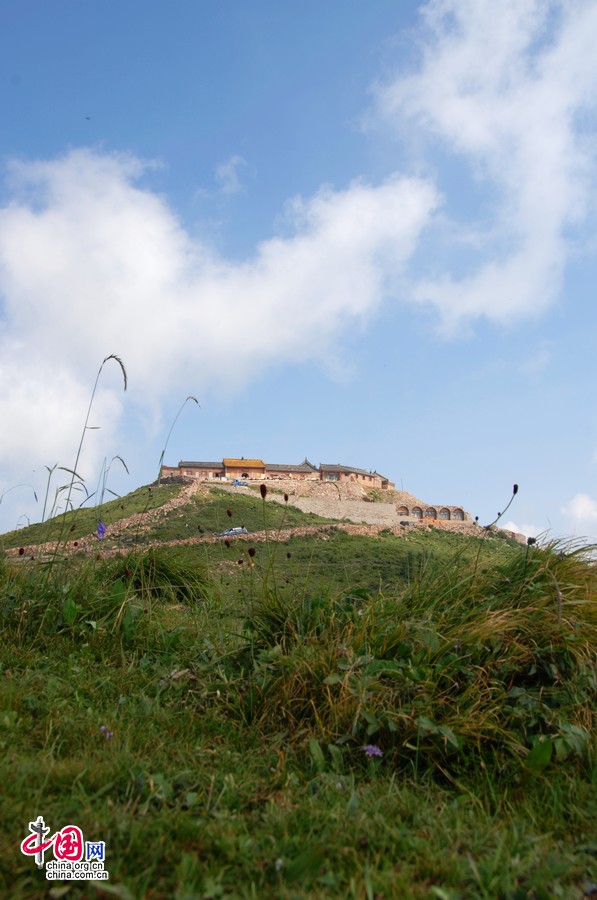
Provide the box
[561,493,597,523]
[2,0,596,531]
[0,149,437,501]
[375,0,597,330]
[503,520,543,541]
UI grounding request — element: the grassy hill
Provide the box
[1,482,333,550]
[0,481,183,549]
[1,484,595,897]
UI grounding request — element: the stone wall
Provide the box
[288,496,399,526]
[218,479,472,528]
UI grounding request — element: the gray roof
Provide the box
[179,461,225,469]
[320,463,372,477]
[266,461,318,473]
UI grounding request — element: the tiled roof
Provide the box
[223,458,266,468]
[179,461,224,469]
[320,463,372,477]
[266,462,318,473]
[171,457,390,481]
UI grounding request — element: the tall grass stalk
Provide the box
[156,395,200,486]
[93,454,130,508]
[66,354,127,513]
[473,482,519,574]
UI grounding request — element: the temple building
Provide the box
[160,457,395,489]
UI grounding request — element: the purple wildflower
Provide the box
[362,744,383,758]
[100,725,113,740]
[96,521,106,540]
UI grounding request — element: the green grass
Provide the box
[0,489,596,898]
[0,482,183,549]
[1,483,333,553]
[137,487,331,545]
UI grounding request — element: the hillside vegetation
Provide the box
[1,483,596,898]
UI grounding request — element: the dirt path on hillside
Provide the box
[5,478,522,560]
[7,518,493,560]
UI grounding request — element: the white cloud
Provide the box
[375,0,597,331]
[215,154,249,195]
[0,148,438,522]
[519,344,553,377]
[561,493,597,522]
[502,520,543,539]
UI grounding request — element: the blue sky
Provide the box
[1,0,596,541]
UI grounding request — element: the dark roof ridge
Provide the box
[179,460,224,468]
[319,463,371,476]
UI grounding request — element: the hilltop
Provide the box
[1,477,595,897]
[1,477,522,560]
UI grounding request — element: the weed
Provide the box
[1,476,595,898]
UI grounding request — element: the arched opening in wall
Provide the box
[412,507,422,518]
[439,508,451,520]
[453,508,465,520]
[425,508,437,519]
[242,472,249,479]
[396,506,408,516]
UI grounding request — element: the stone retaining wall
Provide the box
[289,496,399,526]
